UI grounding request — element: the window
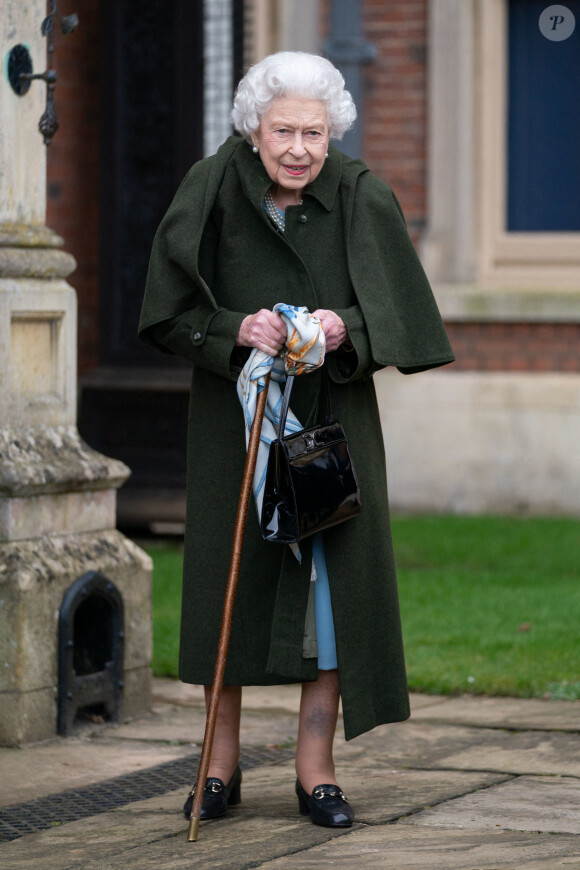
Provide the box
[507,0,580,232]
[477,0,580,286]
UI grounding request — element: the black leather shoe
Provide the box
[183,765,242,821]
[295,779,354,827]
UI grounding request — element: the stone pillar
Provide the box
[0,0,153,745]
[420,0,476,284]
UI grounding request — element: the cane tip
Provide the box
[187,817,200,841]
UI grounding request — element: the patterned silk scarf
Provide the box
[236,303,326,553]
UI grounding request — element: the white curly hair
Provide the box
[231,51,357,141]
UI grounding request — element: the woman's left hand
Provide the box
[313,309,348,353]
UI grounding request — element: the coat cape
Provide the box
[139,137,454,740]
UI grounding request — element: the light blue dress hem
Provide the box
[312,532,338,670]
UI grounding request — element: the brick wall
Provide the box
[46,0,101,374]
[362,0,428,243]
[445,323,580,372]
[320,0,428,243]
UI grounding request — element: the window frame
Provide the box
[476,0,580,287]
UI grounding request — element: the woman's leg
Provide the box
[295,669,340,793]
[204,684,242,783]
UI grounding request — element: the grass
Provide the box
[393,516,580,699]
[145,540,185,678]
[143,516,580,699]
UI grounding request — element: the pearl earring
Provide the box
[252,145,259,153]
[325,152,329,157]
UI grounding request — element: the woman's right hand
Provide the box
[236,309,287,357]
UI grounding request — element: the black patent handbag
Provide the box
[260,371,362,544]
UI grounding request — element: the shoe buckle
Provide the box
[189,779,223,796]
[313,786,345,801]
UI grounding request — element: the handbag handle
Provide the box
[278,367,333,437]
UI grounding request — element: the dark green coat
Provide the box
[139,137,454,740]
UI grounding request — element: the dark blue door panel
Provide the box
[508,1,580,231]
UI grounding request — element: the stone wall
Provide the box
[377,368,580,517]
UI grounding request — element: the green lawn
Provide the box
[145,540,186,678]
[392,516,580,698]
[144,516,580,699]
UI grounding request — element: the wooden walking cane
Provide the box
[187,372,271,842]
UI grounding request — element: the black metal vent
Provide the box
[58,572,124,735]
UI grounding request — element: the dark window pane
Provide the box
[508,0,580,231]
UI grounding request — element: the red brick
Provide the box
[445,322,580,372]
[46,0,101,374]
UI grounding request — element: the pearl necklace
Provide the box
[264,190,303,232]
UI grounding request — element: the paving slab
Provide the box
[152,678,304,715]
[151,678,444,716]
[0,765,354,870]
[2,680,579,869]
[340,718,580,777]
[409,693,451,711]
[326,766,509,825]
[97,698,499,773]
[104,701,301,751]
[104,704,580,780]
[402,774,580,835]
[0,687,519,814]
[331,720,509,769]
[0,761,512,869]
[411,693,580,732]
[0,737,192,808]
[258,826,580,869]
[136,761,507,830]
[433,729,580,777]
[148,681,580,776]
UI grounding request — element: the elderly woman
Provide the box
[139,51,453,828]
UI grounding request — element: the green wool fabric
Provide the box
[139,137,454,740]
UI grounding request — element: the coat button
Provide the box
[193,331,202,341]
[298,214,308,223]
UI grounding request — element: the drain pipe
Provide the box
[324,0,376,158]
